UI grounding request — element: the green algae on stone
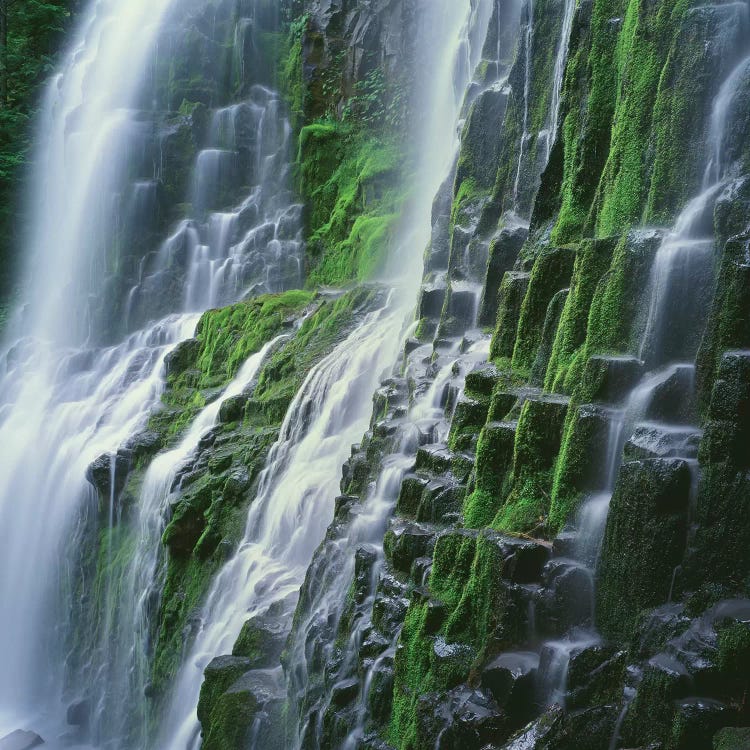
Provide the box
[491,394,569,535]
[297,120,408,286]
[597,458,692,641]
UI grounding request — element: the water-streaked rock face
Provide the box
[1,0,750,749]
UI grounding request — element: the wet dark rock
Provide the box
[353,544,378,603]
[123,429,163,460]
[85,451,130,503]
[198,655,255,723]
[551,404,619,519]
[481,651,539,724]
[583,355,644,404]
[164,337,201,377]
[538,559,594,634]
[415,687,508,750]
[551,530,577,558]
[625,424,701,460]
[330,677,360,708]
[66,698,90,727]
[691,351,750,587]
[208,451,233,474]
[368,655,395,726]
[500,704,564,748]
[218,394,247,424]
[565,643,626,709]
[632,603,692,659]
[645,365,699,425]
[232,613,289,669]
[671,698,732,749]
[415,444,454,474]
[484,532,551,585]
[597,459,692,640]
[384,521,436,575]
[450,394,491,450]
[0,732,44,750]
[621,653,693,746]
[223,467,251,502]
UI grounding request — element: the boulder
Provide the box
[481,651,539,724]
[0,732,44,750]
[232,613,290,669]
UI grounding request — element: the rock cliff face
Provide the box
[271,0,750,748]
[32,0,750,747]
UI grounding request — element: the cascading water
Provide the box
[545,0,576,161]
[159,299,407,749]
[82,335,285,747]
[281,2,513,747]
[158,2,498,744]
[0,0,303,745]
[536,43,750,724]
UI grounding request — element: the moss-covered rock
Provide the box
[597,458,692,640]
[544,236,618,392]
[492,394,570,535]
[511,245,576,373]
[490,272,531,361]
[690,351,750,589]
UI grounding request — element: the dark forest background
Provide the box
[0,0,76,306]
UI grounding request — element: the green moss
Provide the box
[594,0,690,235]
[553,0,627,242]
[490,271,531,362]
[298,121,408,286]
[152,291,314,438]
[150,287,385,696]
[511,246,576,373]
[250,286,385,417]
[564,230,659,396]
[549,404,611,529]
[544,237,618,392]
[491,395,569,535]
[597,459,691,641]
[463,421,516,528]
[696,232,750,410]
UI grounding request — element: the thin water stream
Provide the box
[538,48,750,727]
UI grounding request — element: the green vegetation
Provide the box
[149,286,383,698]
[297,122,406,285]
[0,0,73,294]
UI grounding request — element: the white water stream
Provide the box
[0,0,303,746]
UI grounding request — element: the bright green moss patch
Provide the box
[511,245,576,373]
[594,0,690,235]
[195,291,315,385]
[463,421,517,528]
[298,120,408,286]
[250,285,385,417]
[543,237,616,391]
[151,291,314,439]
[491,395,569,535]
[552,0,628,243]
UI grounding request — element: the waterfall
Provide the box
[84,335,285,747]
[538,47,750,718]
[282,2,496,747]
[0,0,302,744]
[159,299,406,749]
[546,0,576,161]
